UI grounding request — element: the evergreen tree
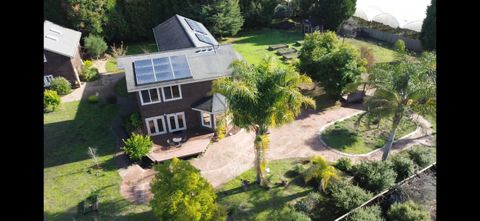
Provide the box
[420,0,436,50]
[309,0,356,30]
[203,0,244,38]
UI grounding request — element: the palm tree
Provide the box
[212,57,316,186]
[303,156,338,192]
[357,52,436,161]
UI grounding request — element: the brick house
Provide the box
[44,20,83,88]
[118,15,242,144]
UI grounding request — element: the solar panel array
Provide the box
[184,18,216,46]
[195,33,215,45]
[133,55,192,85]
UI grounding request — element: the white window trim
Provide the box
[139,88,162,106]
[145,116,167,136]
[201,111,212,128]
[162,85,183,102]
[166,112,187,132]
[44,75,54,87]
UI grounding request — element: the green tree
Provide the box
[44,89,61,113]
[290,0,315,18]
[303,156,338,192]
[309,0,357,30]
[203,0,244,38]
[150,158,225,221]
[239,0,279,29]
[394,39,406,53]
[420,0,436,51]
[121,133,153,162]
[357,52,436,160]
[387,200,430,221]
[298,31,366,100]
[65,0,114,36]
[212,57,315,186]
[84,35,108,59]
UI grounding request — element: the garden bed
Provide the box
[322,114,417,154]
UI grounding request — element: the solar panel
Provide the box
[152,57,174,82]
[170,55,192,79]
[195,33,215,45]
[185,18,207,35]
[134,59,155,85]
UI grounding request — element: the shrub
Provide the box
[84,35,108,59]
[387,200,430,221]
[408,147,436,168]
[122,133,152,161]
[353,161,397,193]
[49,77,72,95]
[44,90,61,112]
[215,115,227,141]
[269,206,311,221]
[110,41,128,57]
[394,39,406,52]
[80,61,100,82]
[273,4,293,19]
[303,156,338,191]
[391,155,417,182]
[334,157,353,173]
[88,95,99,103]
[294,192,322,215]
[347,205,385,221]
[125,112,142,134]
[329,179,373,212]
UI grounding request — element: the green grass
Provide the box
[217,158,340,221]
[342,38,399,63]
[125,42,158,55]
[105,58,122,73]
[115,77,129,97]
[44,101,153,220]
[322,115,417,154]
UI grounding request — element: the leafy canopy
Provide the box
[420,0,436,51]
[121,133,152,162]
[150,158,224,221]
[387,200,430,221]
[309,0,357,30]
[203,0,244,37]
[303,156,338,192]
[84,35,108,59]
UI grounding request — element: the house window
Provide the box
[162,85,182,101]
[44,75,54,87]
[145,116,167,136]
[201,112,212,128]
[139,88,161,105]
[166,112,187,132]
[44,54,47,63]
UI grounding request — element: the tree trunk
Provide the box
[254,125,269,186]
[382,115,402,161]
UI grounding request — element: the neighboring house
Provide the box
[44,20,83,88]
[118,15,241,144]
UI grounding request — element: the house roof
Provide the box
[192,93,228,114]
[44,20,82,58]
[117,44,243,92]
[152,14,219,52]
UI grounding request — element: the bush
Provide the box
[347,205,385,221]
[295,192,322,215]
[394,39,406,52]
[125,112,142,134]
[88,95,99,103]
[84,35,108,59]
[391,155,417,182]
[387,200,430,221]
[273,4,293,19]
[269,206,311,221]
[334,157,353,173]
[408,147,436,168]
[353,161,397,193]
[122,133,153,161]
[49,77,72,95]
[215,115,227,141]
[80,60,100,82]
[44,90,61,113]
[329,179,373,212]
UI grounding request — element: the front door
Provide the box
[166,112,186,132]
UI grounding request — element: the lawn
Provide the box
[322,114,418,154]
[105,58,122,73]
[217,158,341,221]
[44,101,153,220]
[125,42,158,55]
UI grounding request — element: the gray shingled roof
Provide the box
[117,44,243,92]
[152,14,218,51]
[191,93,228,113]
[44,20,82,58]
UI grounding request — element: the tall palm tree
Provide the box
[303,156,338,192]
[357,52,436,161]
[212,57,316,186]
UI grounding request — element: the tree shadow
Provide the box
[232,28,304,47]
[322,128,359,151]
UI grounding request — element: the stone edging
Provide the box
[318,111,421,158]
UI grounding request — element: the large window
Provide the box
[145,116,167,136]
[201,112,212,128]
[44,75,54,87]
[166,112,186,132]
[139,88,161,105]
[162,85,182,101]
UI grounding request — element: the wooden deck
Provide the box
[147,133,214,163]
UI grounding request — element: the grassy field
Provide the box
[322,114,417,154]
[125,42,158,55]
[44,101,153,220]
[217,158,340,221]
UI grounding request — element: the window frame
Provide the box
[200,111,212,128]
[162,85,182,102]
[44,75,54,87]
[139,88,162,106]
[166,112,187,132]
[145,115,167,136]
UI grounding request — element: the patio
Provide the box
[147,131,215,163]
